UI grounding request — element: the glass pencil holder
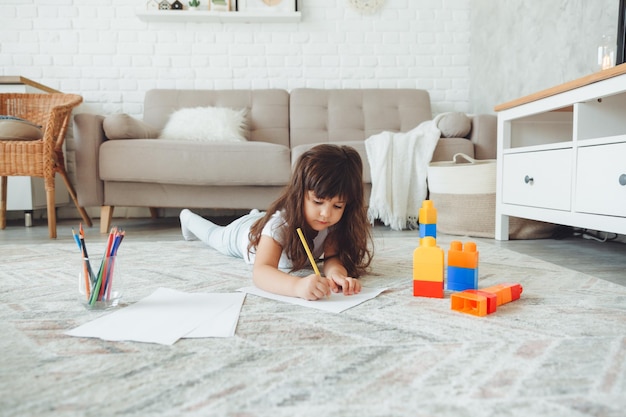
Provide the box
[78,255,123,310]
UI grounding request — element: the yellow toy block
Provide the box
[413,236,444,283]
[418,200,437,224]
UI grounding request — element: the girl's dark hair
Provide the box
[248,144,373,276]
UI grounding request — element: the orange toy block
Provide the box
[450,291,488,316]
[418,200,437,224]
[413,236,444,283]
[481,283,523,306]
[447,241,478,269]
[413,280,444,298]
[467,290,498,314]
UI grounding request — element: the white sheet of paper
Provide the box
[237,286,387,313]
[66,288,245,345]
[184,295,245,338]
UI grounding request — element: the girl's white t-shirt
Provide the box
[244,211,328,271]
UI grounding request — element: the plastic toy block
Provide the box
[481,283,523,306]
[419,223,437,239]
[450,283,523,317]
[447,241,478,269]
[418,200,437,224]
[413,279,444,298]
[413,236,444,283]
[446,265,478,291]
[465,290,497,314]
[450,291,488,316]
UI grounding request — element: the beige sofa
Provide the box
[73,88,496,233]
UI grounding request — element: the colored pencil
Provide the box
[296,228,321,276]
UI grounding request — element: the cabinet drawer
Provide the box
[502,149,572,210]
[575,142,626,217]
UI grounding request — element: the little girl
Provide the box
[180,144,373,301]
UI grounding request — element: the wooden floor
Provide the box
[1,215,625,287]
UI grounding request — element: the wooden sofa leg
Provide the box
[100,206,114,233]
[149,207,159,219]
[0,176,6,230]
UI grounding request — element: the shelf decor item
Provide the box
[188,0,200,10]
[348,0,386,13]
[238,0,295,12]
[210,0,231,11]
[172,0,184,10]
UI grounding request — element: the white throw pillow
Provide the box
[159,106,247,142]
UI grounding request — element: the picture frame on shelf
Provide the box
[210,0,231,11]
[237,0,296,13]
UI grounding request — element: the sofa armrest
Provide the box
[73,113,106,207]
[468,114,497,160]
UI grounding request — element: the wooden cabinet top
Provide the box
[494,63,626,112]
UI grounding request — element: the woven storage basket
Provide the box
[427,153,557,239]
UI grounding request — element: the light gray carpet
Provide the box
[1,234,625,417]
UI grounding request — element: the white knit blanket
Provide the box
[365,119,441,230]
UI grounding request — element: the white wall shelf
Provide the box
[136,10,301,23]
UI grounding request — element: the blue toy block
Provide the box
[419,223,437,239]
[446,265,478,291]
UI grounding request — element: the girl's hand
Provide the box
[296,274,332,301]
[326,272,361,296]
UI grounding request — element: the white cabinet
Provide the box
[0,76,70,225]
[495,65,626,240]
[502,149,572,211]
[575,142,626,217]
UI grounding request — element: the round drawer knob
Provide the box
[524,175,534,184]
[620,174,626,186]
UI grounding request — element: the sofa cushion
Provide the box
[99,139,291,186]
[0,116,43,141]
[437,112,472,138]
[159,106,248,142]
[103,114,160,140]
[289,89,432,148]
[292,141,371,184]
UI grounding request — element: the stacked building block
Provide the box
[418,200,437,240]
[446,241,479,292]
[413,236,444,298]
[450,283,523,316]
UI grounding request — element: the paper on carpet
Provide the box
[66,288,245,345]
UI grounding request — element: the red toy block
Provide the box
[481,283,523,306]
[413,280,444,298]
[447,241,478,269]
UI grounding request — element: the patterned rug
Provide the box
[1,234,625,417]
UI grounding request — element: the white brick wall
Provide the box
[0,0,472,221]
[0,0,471,117]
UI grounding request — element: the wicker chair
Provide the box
[0,93,92,238]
